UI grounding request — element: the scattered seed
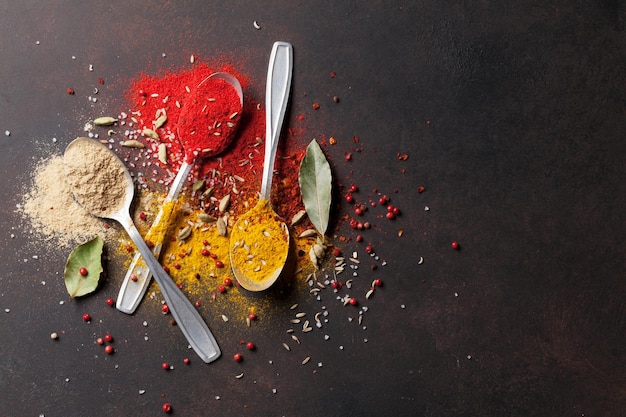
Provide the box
[121,140,145,148]
[299,229,318,239]
[291,334,300,344]
[282,342,291,351]
[221,314,229,322]
[93,116,117,126]
[290,303,299,310]
[177,226,192,241]
[291,210,307,226]
[216,217,227,236]
[302,356,311,365]
[218,194,231,213]
[253,20,261,29]
[235,373,244,379]
[418,257,424,265]
[158,143,167,164]
[295,312,306,318]
[153,113,167,129]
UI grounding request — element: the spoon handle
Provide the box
[120,214,221,363]
[260,41,293,200]
[116,161,192,314]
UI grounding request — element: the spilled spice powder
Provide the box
[19,155,113,248]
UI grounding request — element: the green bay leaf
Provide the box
[64,236,104,298]
[299,139,332,236]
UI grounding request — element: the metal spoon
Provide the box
[229,41,293,291]
[64,137,220,363]
[116,72,243,314]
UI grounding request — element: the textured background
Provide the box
[1,1,625,416]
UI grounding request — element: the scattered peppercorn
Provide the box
[97,337,104,345]
[106,298,114,306]
[312,102,320,110]
[82,313,91,322]
[451,241,459,249]
[246,342,255,350]
[104,345,114,355]
[233,353,243,362]
[162,362,170,370]
[161,304,170,314]
[183,358,190,365]
[104,333,113,342]
[162,403,172,413]
[349,297,358,306]
[66,87,75,95]
[79,267,88,276]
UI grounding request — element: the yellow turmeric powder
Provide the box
[229,199,289,289]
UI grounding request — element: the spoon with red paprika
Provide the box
[116,72,243,314]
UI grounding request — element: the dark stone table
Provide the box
[1,1,624,416]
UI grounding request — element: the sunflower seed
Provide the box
[301,356,311,365]
[299,229,317,238]
[282,343,290,351]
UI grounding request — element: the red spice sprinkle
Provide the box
[163,265,170,273]
[344,152,352,161]
[98,77,105,85]
[356,235,363,242]
[330,71,336,78]
[125,245,133,252]
[66,87,75,95]
[333,248,342,257]
[312,102,320,110]
[417,186,426,193]
[173,262,181,269]
[139,212,147,221]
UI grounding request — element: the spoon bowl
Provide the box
[229,41,293,291]
[64,137,221,363]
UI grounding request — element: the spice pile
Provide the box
[18,57,428,407]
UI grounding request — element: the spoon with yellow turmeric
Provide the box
[229,41,293,291]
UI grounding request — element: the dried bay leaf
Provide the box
[64,236,104,298]
[299,139,332,236]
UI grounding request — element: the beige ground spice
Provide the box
[63,139,129,217]
[19,154,112,248]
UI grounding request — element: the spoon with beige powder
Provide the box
[63,137,220,363]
